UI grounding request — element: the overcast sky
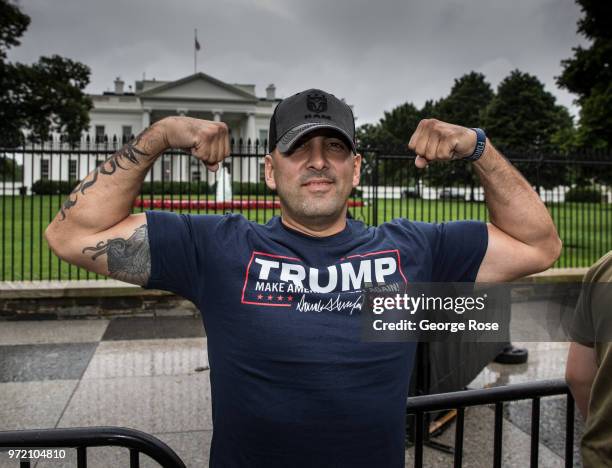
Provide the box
[8,0,588,125]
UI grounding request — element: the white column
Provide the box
[21,154,31,194]
[142,108,151,131]
[246,112,256,145]
[175,109,189,182]
[212,110,231,181]
[142,109,160,182]
[245,112,258,182]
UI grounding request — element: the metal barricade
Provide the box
[0,426,187,468]
[406,379,575,468]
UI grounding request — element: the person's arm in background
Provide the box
[408,119,562,282]
[566,342,598,418]
[44,117,230,285]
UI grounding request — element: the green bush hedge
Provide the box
[565,186,603,203]
[212,181,274,195]
[31,179,215,196]
[141,181,275,196]
[30,179,361,198]
[140,181,213,195]
[31,179,78,194]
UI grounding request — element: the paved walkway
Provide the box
[0,315,583,467]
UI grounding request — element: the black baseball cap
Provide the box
[268,88,356,154]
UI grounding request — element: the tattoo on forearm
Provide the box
[82,224,151,285]
[59,126,159,220]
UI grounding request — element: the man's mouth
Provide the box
[302,178,334,187]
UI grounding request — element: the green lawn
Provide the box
[1,195,610,281]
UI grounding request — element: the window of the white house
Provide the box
[41,159,49,180]
[68,159,78,181]
[122,126,132,142]
[258,129,268,148]
[95,125,105,143]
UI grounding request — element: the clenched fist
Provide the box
[408,119,478,169]
[160,116,230,172]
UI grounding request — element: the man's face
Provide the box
[264,129,361,222]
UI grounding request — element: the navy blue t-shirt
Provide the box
[144,212,488,467]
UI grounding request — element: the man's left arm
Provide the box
[408,119,562,282]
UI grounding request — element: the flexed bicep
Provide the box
[81,221,150,285]
[476,223,558,283]
[49,213,151,286]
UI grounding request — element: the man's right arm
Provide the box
[44,116,230,286]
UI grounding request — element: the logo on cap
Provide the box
[307,93,327,113]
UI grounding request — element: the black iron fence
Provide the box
[406,379,575,468]
[0,426,187,467]
[0,381,575,467]
[1,139,611,280]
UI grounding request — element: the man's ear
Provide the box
[264,154,277,191]
[352,153,362,188]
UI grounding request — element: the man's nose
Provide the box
[306,141,329,170]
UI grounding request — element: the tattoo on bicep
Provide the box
[59,126,160,221]
[82,224,151,285]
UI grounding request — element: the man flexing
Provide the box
[45,89,561,467]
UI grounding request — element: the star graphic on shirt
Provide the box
[287,295,293,301]
[277,295,283,301]
[257,294,263,300]
[267,295,273,300]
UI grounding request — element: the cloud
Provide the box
[7,0,587,125]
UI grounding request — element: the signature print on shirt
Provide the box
[241,250,408,314]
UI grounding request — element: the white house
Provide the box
[22,72,280,191]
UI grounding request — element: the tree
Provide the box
[426,72,494,193]
[0,0,29,60]
[355,102,424,150]
[483,70,574,153]
[355,75,495,192]
[378,102,425,147]
[355,123,394,150]
[482,70,574,189]
[0,0,93,147]
[557,0,612,150]
[356,101,435,188]
[0,157,22,181]
[435,72,494,127]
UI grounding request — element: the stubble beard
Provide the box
[277,183,348,221]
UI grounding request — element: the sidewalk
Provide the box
[0,312,583,467]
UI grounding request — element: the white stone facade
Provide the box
[23,73,279,191]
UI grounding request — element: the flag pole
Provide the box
[194,28,197,74]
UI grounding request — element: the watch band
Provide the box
[464,128,486,162]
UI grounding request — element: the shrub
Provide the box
[31,179,77,194]
[140,181,212,195]
[565,186,602,203]
[351,187,363,198]
[211,181,274,196]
